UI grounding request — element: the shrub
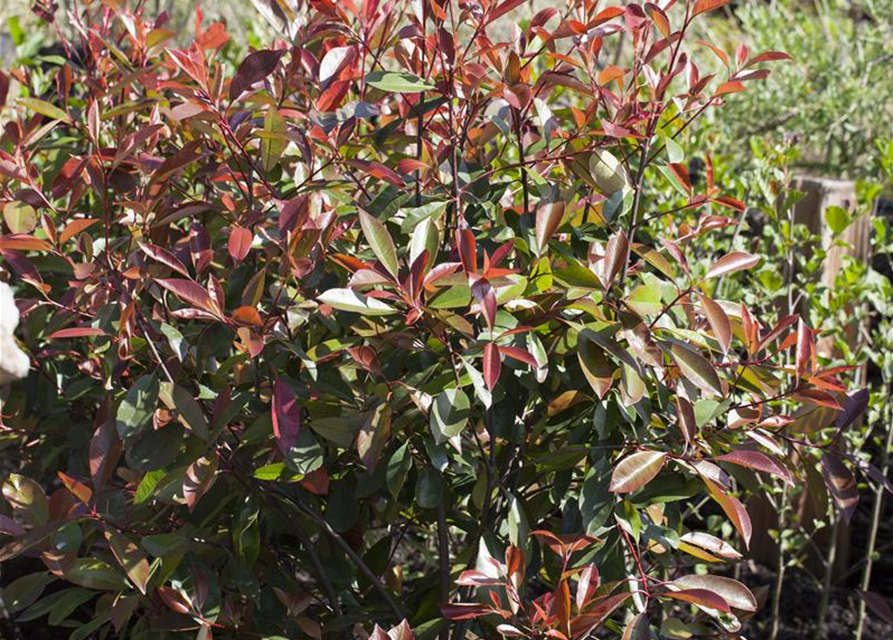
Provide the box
[0,1,883,639]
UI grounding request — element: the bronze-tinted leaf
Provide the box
[717,450,793,485]
[669,343,723,397]
[535,201,566,253]
[609,450,666,493]
[105,530,151,594]
[704,251,760,280]
[697,292,731,353]
[672,574,757,612]
[602,229,629,291]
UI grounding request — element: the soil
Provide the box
[740,565,893,640]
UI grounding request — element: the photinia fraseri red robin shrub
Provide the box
[0,0,879,639]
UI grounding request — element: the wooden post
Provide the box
[794,176,871,575]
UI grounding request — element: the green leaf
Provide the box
[253,462,303,481]
[627,280,663,316]
[663,135,684,163]
[386,442,413,498]
[825,205,851,235]
[359,208,399,279]
[2,572,54,612]
[401,201,448,233]
[429,388,470,443]
[66,559,129,591]
[580,458,614,533]
[2,474,49,524]
[357,404,391,470]
[317,288,398,315]
[116,375,159,441]
[366,70,434,93]
[141,533,190,558]
[589,148,628,195]
[462,357,492,408]
[609,450,667,493]
[69,612,111,640]
[507,494,529,551]
[159,383,210,440]
[3,201,37,234]
[578,338,614,400]
[134,469,166,504]
[261,108,288,172]
[19,588,93,623]
[283,427,324,475]
[17,97,71,122]
[416,468,443,508]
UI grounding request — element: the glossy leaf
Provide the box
[609,450,667,493]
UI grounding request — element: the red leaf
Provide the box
[300,468,330,495]
[703,477,752,548]
[500,346,538,369]
[795,318,813,381]
[0,234,53,252]
[675,396,697,444]
[575,564,600,612]
[489,0,531,23]
[456,229,477,274]
[48,327,107,339]
[746,51,793,66]
[139,243,191,277]
[471,278,497,329]
[692,0,733,18]
[59,218,100,244]
[669,163,692,193]
[569,593,632,636]
[858,591,893,625]
[535,201,566,252]
[397,158,427,174]
[712,195,745,211]
[57,472,92,504]
[156,278,219,315]
[662,588,731,613]
[90,419,122,490]
[483,343,501,391]
[439,603,492,620]
[794,388,842,410]
[158,586,193,615]
[272,377,302,457]
[228,226,253,262]
[230,49,286,101]
[715,80,746,96]
[835,388,869,431]
[345,159,405,187]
